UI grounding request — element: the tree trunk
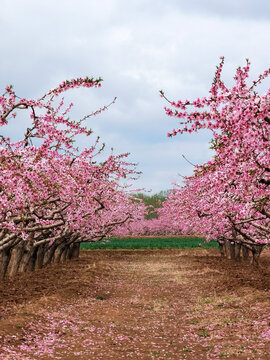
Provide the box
[218,242,225,257]
[60,246,69,262]
[251,245,263,267]
[69,243,80,259]
[234,243,241,261]
[224,240,235,259]
[8,244,25,277]
[35,244,45,269]
[27,246,38,271]
[18,243,35,273]
[43,243,58,266]
[53,244,66,263]
[230,242,235,260]
[0,248,11,279]
[242,246,250,262]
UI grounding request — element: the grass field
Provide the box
[80,237,218,250]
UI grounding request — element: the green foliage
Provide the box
[133,190,170,219]
[80,237,218,250]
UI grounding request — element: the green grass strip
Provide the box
[80,237,218,250]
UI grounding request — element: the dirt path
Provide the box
[0,249,269,359]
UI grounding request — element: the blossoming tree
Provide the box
[161,58,269,265]
[0,78,145,277]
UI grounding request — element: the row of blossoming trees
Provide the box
[157,58,269,265]
[0,78,146,277]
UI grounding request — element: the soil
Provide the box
[0,248,269,359]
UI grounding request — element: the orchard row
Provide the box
[159,59,269,265]
[113,59,269,265]
[0,79,146,277]
[0,59,269,276]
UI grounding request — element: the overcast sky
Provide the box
[1,0,270,193]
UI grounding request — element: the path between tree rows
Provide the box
[0,249,269,359]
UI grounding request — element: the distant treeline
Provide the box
[133,190,171,220]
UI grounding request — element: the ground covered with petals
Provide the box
[0,249,269,359]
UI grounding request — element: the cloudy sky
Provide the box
[1,0,270,193]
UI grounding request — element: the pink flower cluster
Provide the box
[160,58,270,254]
[0,77,146,269]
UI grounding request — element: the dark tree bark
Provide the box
[224,239,235,259]
[43,243,58,266]
[18,243,35,273]
[0,248,11,278]
[8,244,25,277]
[234,243,241,261]
[68,243,80,259]
[218,241,225,257]
[35,244,46,269]
[242,246,250,262]
[250,245,263,267]
[53,244,67,263]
